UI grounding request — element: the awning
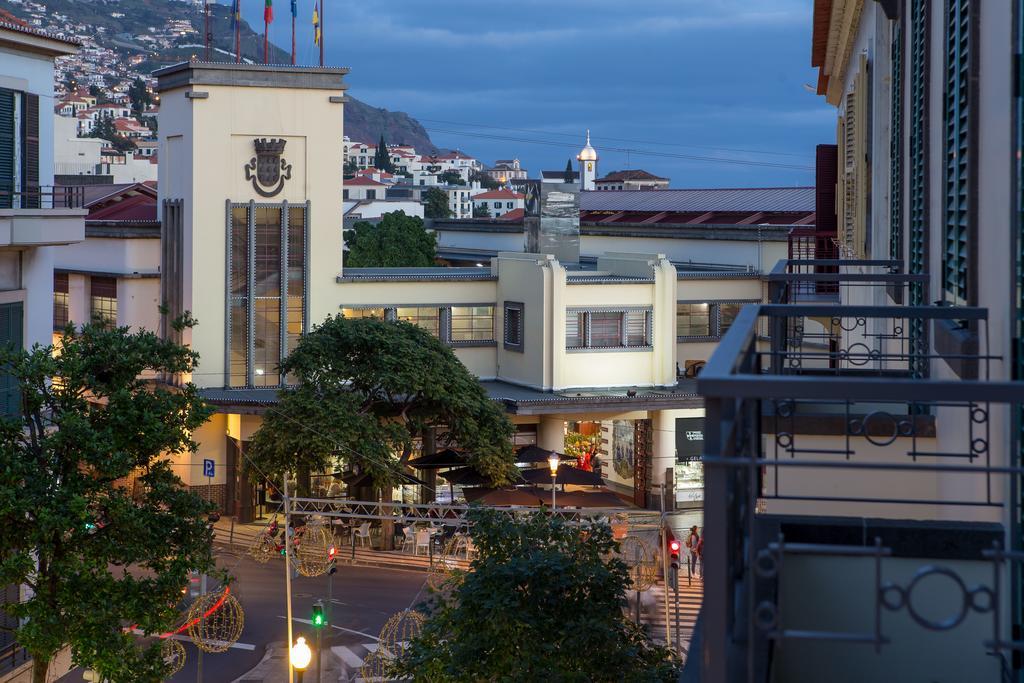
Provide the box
[463,487,548,506]
[515,445,567,464]
[519,464,605,487]
[407,448,468,469]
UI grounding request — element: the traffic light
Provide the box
[311,600,326,628]
[328,545,337,575]
[669,538,680,561]
[668,537,680,590]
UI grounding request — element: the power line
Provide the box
[423,127,814,171]
[417,118,814,160]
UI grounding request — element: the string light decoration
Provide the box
[616,536,657,591]
[185,589,245,653]
[161,638,186,676]
[426,535,468,593]
[296,522,334,577]
[380,609,426,659]
[358,648,387,681]
[247,517,280,564]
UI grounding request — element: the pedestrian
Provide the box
[695,530,704,578]
[686,525,700,576]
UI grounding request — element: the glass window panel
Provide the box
[450,305,493,342]
[252,298,280,386]
[396,306,440,337]
[287,207,305,298]
[53,291,68,330]
[589,312,623,348]
[565,311,585,348]
[253,207,281,298]
[677,303,711,337]
[719,303,744,335]
[342,308,386,319]
[230,206,248,296]
[229,298,248,387]
[625,310,649,347]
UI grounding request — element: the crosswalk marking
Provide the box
[333,645,365,668]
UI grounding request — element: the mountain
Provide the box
[1,0,439,153]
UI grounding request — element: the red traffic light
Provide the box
[328,545,337,560]
[669,539,680,552]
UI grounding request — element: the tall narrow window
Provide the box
[53,272,68,331]
[624,310,650,347]
[943,0,975,304]
[566,311,585,348]
[90,277,117,328]
[890,21,904,262]
[227,203,307,388]
[503,302,524,351]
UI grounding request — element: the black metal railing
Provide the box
[0,185,85,210]
[767,258,929,305]
[697,301,1022,683]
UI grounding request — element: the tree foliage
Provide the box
[248,316,517,490]
[439,170,465,186]
[472,203,491,218]
[393,509,681,682]
[344,211,437,268]
[564,158,576,184]
[0,321,217,683]
[423,187,452,219]
[127,77,151,116]
[471,171,501,190]
[374,134,396,173]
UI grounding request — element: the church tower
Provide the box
[577,130,598,191]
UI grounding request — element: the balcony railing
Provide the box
[0,185,85,210]
[696,298,1022,682]
[767,258,928,305]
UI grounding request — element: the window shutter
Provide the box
[0,302,23,416]
[0,89,14,209]
[21,93,38,208]
[890,21,904,262]
[909,0,930,293]
[842,90,857,255]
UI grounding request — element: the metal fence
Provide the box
[696,263,1023,682]
[0,185,85,210]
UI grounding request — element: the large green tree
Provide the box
[247,316,517,492]
[344,211,437,267]
[373,134,396,173]
[393,509,681,681]
[423,187,452,219]
[0,320,217,683]
[438,170,465,186]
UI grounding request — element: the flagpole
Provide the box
[235,1,240,63]
[203,0,210,60]
[263,19,268,64]
[291,11,295,65]
[318,0,324,66]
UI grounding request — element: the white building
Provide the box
[577,131,597,191]
[471,189,524,218]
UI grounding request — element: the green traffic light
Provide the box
[312,603,325,628]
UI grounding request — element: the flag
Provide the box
[264,0,273,24]
[312,3,320,45]
[290,0,297,18]
[230,0,240,28]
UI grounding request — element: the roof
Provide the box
[346,176,386,187]
[0,21,80,54]
[496,208,524,221]
[596,169,668,183]
[337,267,495,283]
[580,187,815,213]
[71,182,158,223]
[481,380,701,415]
[473,190,525,200]
[541,170,580,180]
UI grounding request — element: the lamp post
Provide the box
[548,453,560,509]
[291,636,312,683]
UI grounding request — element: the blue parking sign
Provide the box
[203,459,215,478]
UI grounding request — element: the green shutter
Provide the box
[0,89,14,210]
[21,93,38,208]
[909,1,929,296]
[0,302,23,417]
[890,22,904,262]
[943,0,974,303]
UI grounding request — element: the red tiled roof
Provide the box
[596,169,668,183]
[496,208,524,221]
[0,19,80,46]
[346,176,386,186]
[473,190,524,200]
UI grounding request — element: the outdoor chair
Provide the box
[414,529,431,556]
[400,526,415,553]
[353,522,371,548]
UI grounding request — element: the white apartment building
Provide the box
[471,189,524,218]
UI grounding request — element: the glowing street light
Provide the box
[291,636,312,683]
[548,453,560,509]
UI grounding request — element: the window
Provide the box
[494,202,501,209]
[677,303,711,338]
[504,302,524,351]
[366,189,376,200]
[341,307,386,319]
[53,272,68,330]
[566,309,651,350]
[942,0,975,304]
[450,306,494,342]
[506,202,513,209]
[227,203,308,388]
[718,303,744,335]
[396,306,440,337]
[90,276,117,328]
[343,189,349,199]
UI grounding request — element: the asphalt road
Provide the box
[57,550,429,683]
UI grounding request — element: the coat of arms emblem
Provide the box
[244,138,292,197]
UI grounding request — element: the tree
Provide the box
[393,509,681,682]
[247,316,518,493]
[439,170,465,186]
[89,115,136,153]
[344,159,359,177]
[564,158,576,183]
[470,170,500,190]
[373,134,396,173]
[344,211,437,267]
[127,77,151,117]
[423,187,452,219]
[472,203,491,218]
[0,320,217,683]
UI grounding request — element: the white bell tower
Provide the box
[577,129,598,191]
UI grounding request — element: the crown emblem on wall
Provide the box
[245,138,292,197]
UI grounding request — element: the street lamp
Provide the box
[291,636,312,683]
[548,453,560,509]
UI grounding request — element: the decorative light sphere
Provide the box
[186,589,245,653]
[291,636,312,671]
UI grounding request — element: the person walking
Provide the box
[686,525,701,577]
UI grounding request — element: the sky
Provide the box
[245,0,833,188]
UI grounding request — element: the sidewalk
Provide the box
[231,642,345,683]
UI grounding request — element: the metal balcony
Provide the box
[692,287,1023,682]
[0,186,86,247]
